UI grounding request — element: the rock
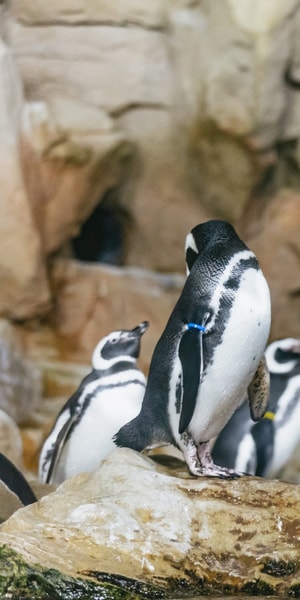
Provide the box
[0,38,50,319]
[0,449,299,597]
[46,258,185,368]
[0,487,23,525]
[21,97,134,255]
[242,188,300,340]
[0,0,299,332]
[9,0,167,28]
[0,477,55,524]
[0,409,23,469]
[0,319,42,424]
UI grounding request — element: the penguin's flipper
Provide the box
[45,413,78,484]
[178,327,203,434]
[0,452,37,505]
[248,354,270,422]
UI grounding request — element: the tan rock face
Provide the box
[0,409,23,468]
[242,189,300,340]
[21,98,134,255]
[0,0,298,334]
[0,320,42,424]
[0,39,50,319]
[0,449,299,596]
[47,258,185,368]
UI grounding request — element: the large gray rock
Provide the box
[0,449,299,596]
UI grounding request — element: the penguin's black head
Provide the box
[185,220,240,273]
[265,338,300,376]
[92,321,149,369]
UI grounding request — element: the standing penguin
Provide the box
[212,337,300,478]
[39,321,148,484]
[115,220,271,478]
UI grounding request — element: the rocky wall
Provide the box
[0,0,298,340]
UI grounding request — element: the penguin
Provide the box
[39,321,148,484]
[0,452,37,506]
[212,337,300,478]
[115,220,271,478]
[211,399,275,477]
[265,337,300,478]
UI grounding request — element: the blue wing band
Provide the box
[187,322,206,332]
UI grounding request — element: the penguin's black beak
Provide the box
[130,321,149,337]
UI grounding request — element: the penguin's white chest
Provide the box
[55,379,145,482]
[172,268,271,446]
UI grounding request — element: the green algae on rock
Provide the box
[0,545,166,600]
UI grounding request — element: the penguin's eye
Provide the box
[110,337,118,344]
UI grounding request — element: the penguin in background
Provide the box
[0,452,37,506]
[39,321,148,484]
[115,220,271,478]
[212,337,300,478]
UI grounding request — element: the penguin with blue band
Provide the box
[39,321,148,484]
[115,220,271,478]
[212,337,300,478]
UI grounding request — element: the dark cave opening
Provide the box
[71,191,129,266]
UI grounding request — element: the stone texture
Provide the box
[0,409,23,469]
[242,188,300,340]
[0,319,42,424]
[45,258,184,368]
[0,449,299,596]
[0,479,55,524]
[0,0,299,330]
[0,38,50,319]
[9,0,167,28]
[21,97,133,255]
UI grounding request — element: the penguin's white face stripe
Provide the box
[205,249,255,332]
[265,338,300,374]
[92,334,136,371]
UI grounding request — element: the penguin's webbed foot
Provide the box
[188,462,242,479]
[181,436,247,479]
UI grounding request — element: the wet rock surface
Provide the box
[0,450,299,598]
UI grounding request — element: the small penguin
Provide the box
[212,337,300,478]
[115,220,271,478]
[0,452,37,506]
[39,321,148,484]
